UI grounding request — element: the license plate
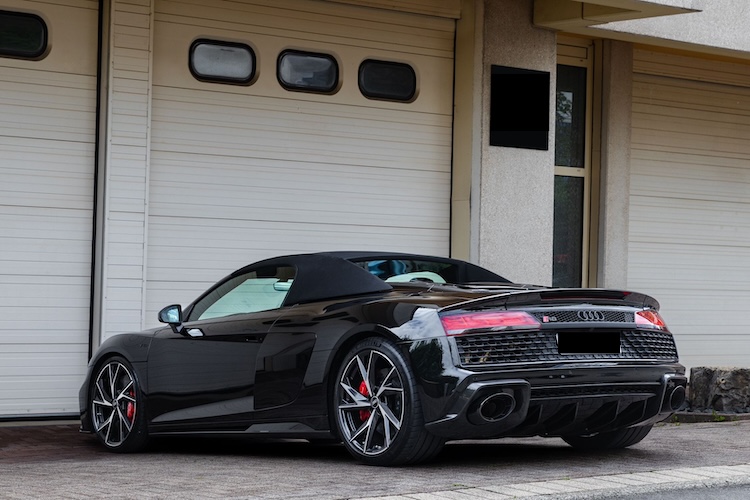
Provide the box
[557,331,621,354]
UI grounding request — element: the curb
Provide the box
[356,463,750,500]
[671,411,750,423]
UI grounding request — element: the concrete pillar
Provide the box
[597,40,633,288]
[478,0,557,285]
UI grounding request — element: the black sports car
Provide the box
[80,252,686,465]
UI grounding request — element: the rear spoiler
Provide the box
[439,288,660,313]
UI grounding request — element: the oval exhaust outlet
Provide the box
[669,386,686,411]
[478,393,516,422]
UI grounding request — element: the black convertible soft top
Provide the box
[216,251,510,307]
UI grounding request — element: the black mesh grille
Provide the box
[530,310,634,323]
[531,384,661,400]
[455,330,678,366]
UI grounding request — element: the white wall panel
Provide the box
[324,0,461,19]
[630,48,750,369]
[100,0,154,339]
[0,0,98,416]
[146,0,454,319]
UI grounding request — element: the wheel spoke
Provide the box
[92,398,112,408]
[116,380,134,402]
[376,366,398,397]
[355,355,372,397]
[95,380,108,402]
[338,400,371,410]
[109,363,120,402]
[95,409,113,433]
[116,404,134,432]
[116,409,124,444]
[363,409,379,452]
[340,381,368,404]
[382,408,392,448]
[103,411,114,444]
[379,402,402,432]
[94,382,112,407]
[349,412,374,444]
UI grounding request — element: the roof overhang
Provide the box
[534,0,700,30]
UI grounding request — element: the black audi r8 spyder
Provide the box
[80,252,686,465]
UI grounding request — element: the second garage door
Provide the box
[146,0,456,316]
[0,0,98,416]
[629,48,750,368]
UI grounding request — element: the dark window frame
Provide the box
[276,49,339,94]
[358,59,417,102]
[0,10,48,60]
[188,38,257,86]
[553,39,596,288]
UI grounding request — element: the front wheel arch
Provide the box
[88,355,149,453]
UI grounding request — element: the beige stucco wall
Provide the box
[476,0,557,285]
[594,0,750,58]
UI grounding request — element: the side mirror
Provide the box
[158,304,185,334]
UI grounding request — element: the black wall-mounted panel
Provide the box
[490,65,550,150]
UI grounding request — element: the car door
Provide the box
[146,264,295,431]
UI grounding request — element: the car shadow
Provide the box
[142,433,668,470]
[2,423,672,471]
[146,435,352,462]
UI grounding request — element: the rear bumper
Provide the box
[417,359,686,440]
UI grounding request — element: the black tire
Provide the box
[333,337,444,466]
[89,356,149,452]
[562,424,653,450]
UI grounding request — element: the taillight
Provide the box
[440,311,541,336]
[636,310,668,331]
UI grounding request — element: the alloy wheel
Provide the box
[91,360,138,448]
[336,348,405,456]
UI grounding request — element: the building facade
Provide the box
[1,0,749,418]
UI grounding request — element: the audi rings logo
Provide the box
[577,310,605,321]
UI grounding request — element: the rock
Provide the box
[689,367,750,413]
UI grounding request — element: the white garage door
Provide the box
[146,0,455,315]
[0,1,98,416]
[630,48,750,369]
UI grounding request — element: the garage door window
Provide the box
[359,59,416,102]
[0,10,47,59]
[278,50,338,93]
[189,39,255,85]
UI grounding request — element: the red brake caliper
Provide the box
[126,389,135,421]
[358,381,371,422]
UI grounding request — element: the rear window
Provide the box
[352,259,458,284]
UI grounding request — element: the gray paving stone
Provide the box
[2,421,750,499]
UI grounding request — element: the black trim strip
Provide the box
[88,0,106,361]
